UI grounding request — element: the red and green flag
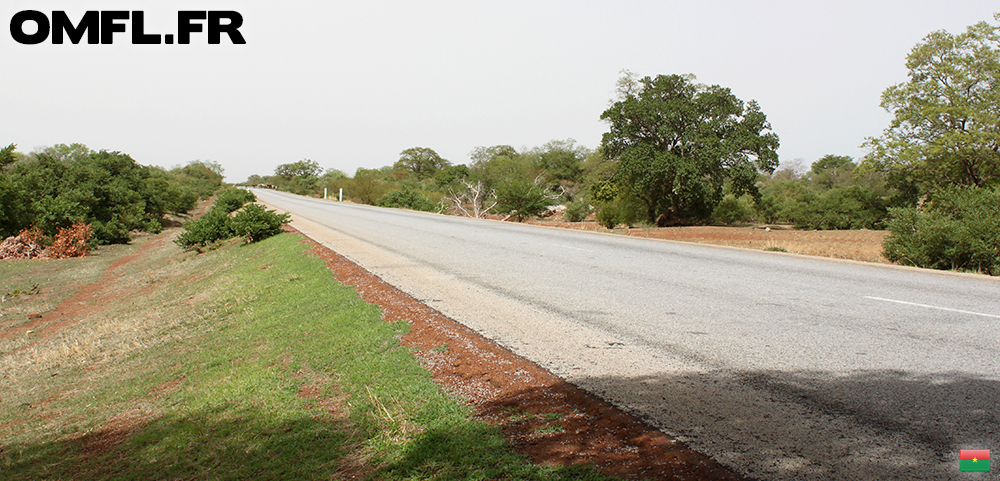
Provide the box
[960,449,990,472]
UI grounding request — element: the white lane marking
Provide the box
[553,244,594,253]
[865,296,1000,319]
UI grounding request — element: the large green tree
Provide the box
[862,14,1000,190]
[600,73,780,225]
[468,145,518,179]
[531,139,590,185]
[275,159,322,179]
[394,147,450,180]
[272,159,322,195]
[171,160,225,200]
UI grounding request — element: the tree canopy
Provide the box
[33,143,92,164]
[0,144,16,170]
[600,73,780,224]
[394,147,451,180]
[275,159,322,179]
[531,139,589,185]
[862,14,1000,190]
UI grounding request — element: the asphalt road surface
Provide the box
[253,189,1000,480]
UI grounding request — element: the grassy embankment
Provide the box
[0,229,606,480]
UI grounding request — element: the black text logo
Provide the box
[9,10,245,45]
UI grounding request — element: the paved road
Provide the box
[253,189,1000,480]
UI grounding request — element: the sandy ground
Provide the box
[524,220,890,264]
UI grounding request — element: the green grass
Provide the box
[0,231,609,480]
[533,425,566,436]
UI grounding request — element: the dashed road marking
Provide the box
[865,296,1000,319]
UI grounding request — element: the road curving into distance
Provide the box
[253,188,1000,481]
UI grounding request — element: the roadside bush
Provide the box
[494,178,555,221]
[231,204,290,243]
[175,208,234,248]
[791,186,887,230]
[563,199,591,222]
[712,194,755,225]
[215,188,257,214]
[882,186,1000,275]
[0,177,32,239]
[757,178,890,230]
[31,196,88,235]
[170,160,225,200]
[145,166,200,216]
[0,147,200,244]
[595,193,644,229]
[596,203,620,229]
[177,188,287,248]
[757,180,814,224]
[377,189,435,212]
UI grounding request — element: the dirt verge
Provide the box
[0,235,168,348]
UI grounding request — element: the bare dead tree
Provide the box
[445,179,498,218]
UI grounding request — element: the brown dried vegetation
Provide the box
[0,222,92,260]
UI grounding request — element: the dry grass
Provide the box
[0,232,220,408]
[1,255,110,329]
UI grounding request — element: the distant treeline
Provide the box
[244,144,901,230]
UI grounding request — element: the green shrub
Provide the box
[712,194,755,225]
[791,186,887,230]
[563,199,591,222]
[595,193,644,229]
[596,203,620,229]
[231,203,290,243]
[758,181,889,230]
[161,183,198,216]
[170,160,225,200]
[32,196,87,234]
[376,189,435,211]
[882,186,1000,275]
[494,179,555,221]
[175,208,234,248]
[214,188,256,213]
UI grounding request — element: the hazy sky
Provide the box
[2,1,997,182]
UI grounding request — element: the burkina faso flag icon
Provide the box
[960,449,990,472]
